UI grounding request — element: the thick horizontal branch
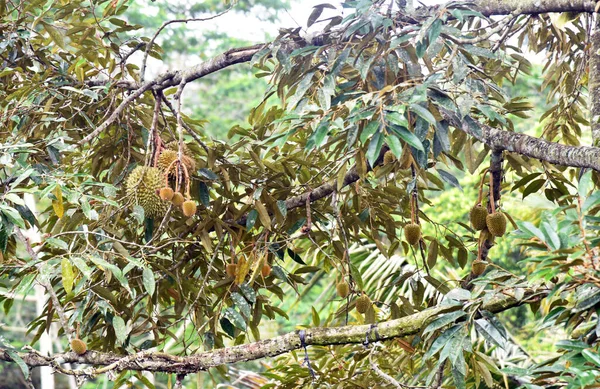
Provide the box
[446,111,600,172]
[0,287,547,376]
[466,0,595,16]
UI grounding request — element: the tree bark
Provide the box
[590,15,600,145]
[0,287,547,376]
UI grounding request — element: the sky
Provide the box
[201,0,445,42]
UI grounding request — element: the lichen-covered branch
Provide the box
[448,112,600,172]
[0,287,546,376]
[590,15,600,145]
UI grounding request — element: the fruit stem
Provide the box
[180,161,191,199]
[477,168,489,205]
[489,171,496,213]
[164,158,178,186]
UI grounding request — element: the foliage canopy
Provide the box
[2,0,600,388]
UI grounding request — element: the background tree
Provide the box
[2,0,600,388]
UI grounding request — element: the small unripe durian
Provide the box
[383,150,395,165]
[356,294,371,314]
[159,187,174,201]
[336,281,350,298]
[171,192,184,206]
[404,223,421,246]
[182,200,197,217]
[469,205,488,231]
[471,260,487,276]
[125,166,168,217]
[70,338,87,355]
[226,263,237,278]
[261,263,272,277]
[486,212,507,237]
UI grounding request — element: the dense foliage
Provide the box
[2,0,600,388]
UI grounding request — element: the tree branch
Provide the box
[0,287,547,376]
[590,15,600,145]
[444,111,600,172]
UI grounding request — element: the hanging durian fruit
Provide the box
[125,166,168,218]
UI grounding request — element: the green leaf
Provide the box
[366,130,383,167]
[540,222,560,250]
[389,124,424,152]
[239,283,256,304]
[582,349,600,366]
[409,103,437,125]
[198,182,210,207]
[385,134,403,158]
[198,168,219,181]
[132,205,145,224]
[142,267,155,297]
[246,209,258,230]
[287,248,306,265]
[220,317,235,338]
[475,318,506,350]
[575,289,600,312]
[579,170,593,197]
[349,263,364,290]
[231,292,252,318]
[307,4,335,27]
[15,204,39,227]
[112,316,128,345]
[360,120,380,144]
[438,169,462,191]
[276,200,287,218]
[6,349,29,379]
[224,307,246,330]
[1,206,25,228]
[424,324,462,360]
[306,121,329,150]
[424,310,466,335]
[144,218,153,243]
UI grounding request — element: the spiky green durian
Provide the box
[125,166,168,218]
[469,205,488,231]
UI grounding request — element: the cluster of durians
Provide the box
[469,204,507,238]
[125,141,197,219]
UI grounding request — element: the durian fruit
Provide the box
[157,149,196,175]
[226,263,237,278]
[166,140,192,156]
[356,294,371,314]
[404,223,421,246]
[336,281,350,298]
[261,263,272,277]
[182,200,197,217]
[471,260,487,276]
[469,205,488,231]
[159,186,174,201]
[70,338,87,355]
[486,212,507,237]
[125,166,168,218]
[171,192,185,206]
[383,150,396,165]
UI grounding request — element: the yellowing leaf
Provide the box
[61,258,74,294]
[235,256,250,286]
[254,201,271,231]
[52,185,64,218]
[42,22,66,50]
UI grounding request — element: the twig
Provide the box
[140,7,234,82]
[78,71,176,145]
[14,227,73,340]
[432,360,446,389]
